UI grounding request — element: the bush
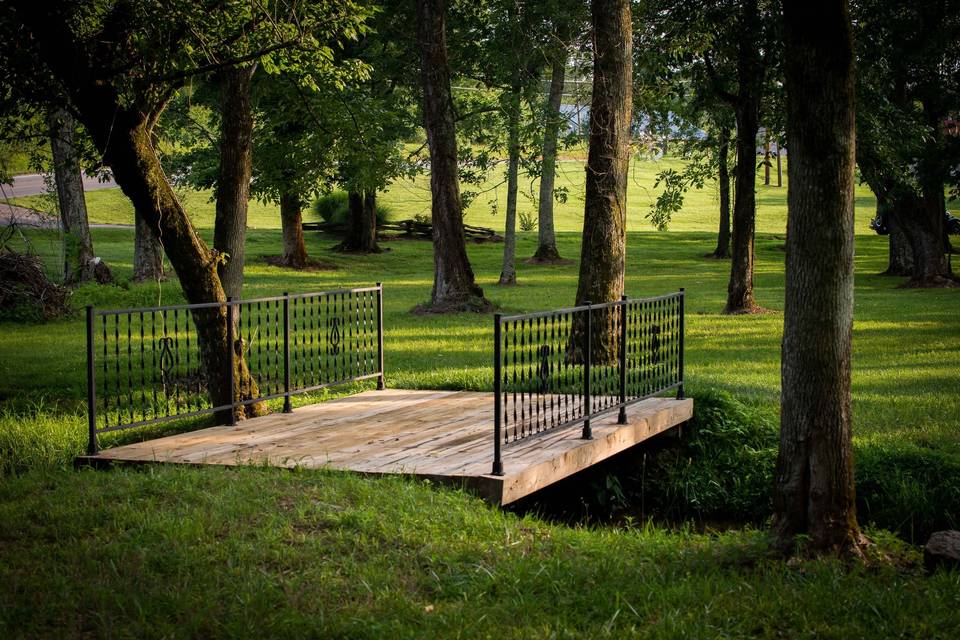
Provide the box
[856,441,960,543]
[311,191,391,226]
[642,390,778,523]
[638,389,960,542]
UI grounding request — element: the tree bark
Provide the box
[133,208,166,282]
[899,179,956,286]
[712,126,732,258]
[339,189,381,253]
[763,134,771,185]
[573,0,632,362]
[417,0,489,311]
[532,55,566,262]
[47,108,110,285]
[774,0,862,555]
[213,65,255,300]
[776,145,783,186]
[279,191,309,268]
[499,85,521,285]
[873,190,914,276]
[16,4,263,423]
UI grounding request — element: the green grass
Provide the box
[1,157,959,636]
[2,466,959,638]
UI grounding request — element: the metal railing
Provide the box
[85,284,385,455]
[491,289,684,475]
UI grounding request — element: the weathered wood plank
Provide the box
[77,391,692,505]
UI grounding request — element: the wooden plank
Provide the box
[79,391,693,506]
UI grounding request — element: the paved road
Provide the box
[0,172,118,198]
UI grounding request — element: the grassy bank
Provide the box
[1,157,958,636]
[2,465,958,638]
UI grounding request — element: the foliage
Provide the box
[311,191,391,226]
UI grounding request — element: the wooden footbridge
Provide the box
[77,286,692,505]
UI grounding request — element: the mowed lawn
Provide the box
[2,157,960,638]
[5,156,959,455]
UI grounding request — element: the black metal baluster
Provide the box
[139,312,146,421]
[86,306,97,455]
[582,303,592,439]
[283,293,291,412]
[102,314,108,428]
[493,313,503,475]
[127,313,133,424]
[114,313,121,423]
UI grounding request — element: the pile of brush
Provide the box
[0,234,70,321]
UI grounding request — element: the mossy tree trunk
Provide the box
[533,55,566,262]
[133,208,165,282]
[416,0,489,311]
[47,108,110,285]
[26,64,263,423]
[774,0,863,555]
[213,65,255,300]
[279,191,309,268]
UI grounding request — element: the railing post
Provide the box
[376,282,385,390]
[677,288,685,400]
[582,302,593,440]
[85,305,98,456]
[492,313,504,475]
[226,298,237,427]
[618,295,628,424]
[283,292,292,413]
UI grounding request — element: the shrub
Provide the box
[638,389,960,542]
[311,191,391,226]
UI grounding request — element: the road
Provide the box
[0,172,117,198]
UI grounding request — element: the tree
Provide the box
[417,0,490,311]
[5,1,368,422]
[47,108,111,285]
[854,0,960,286]
[531,46,569,263]
[213,65,256,299]
[133,210,165,282]
[773,0,863,554]
[713,125,733,258]
[574,0,632,310]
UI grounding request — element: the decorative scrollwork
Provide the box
[650,324,661,365]
[158,336,175,387]
[537,344,551,394]
[328,316,341,356]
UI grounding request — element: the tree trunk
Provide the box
[417,0,489,311]
[17,5,262,424]
[899,180,956,286]
[573,0,631,363]
[725,104,760,312]
[47,108,110,285]
[763,134,771,185]
[876,190,914,276]
[533,55,566,262]
[712,126,732,258]
[776,146,783,186]
[133,208,166,282]
[774,0,862,555]
[279,191,309,268]
[339,189,381,253]
[723,0,764,314]
[213,65,255,300]
[499,86,521,285]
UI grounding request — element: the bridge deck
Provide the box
[77,389,693,505]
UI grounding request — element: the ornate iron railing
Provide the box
[85,285,385,454]
[491,289,684,474]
